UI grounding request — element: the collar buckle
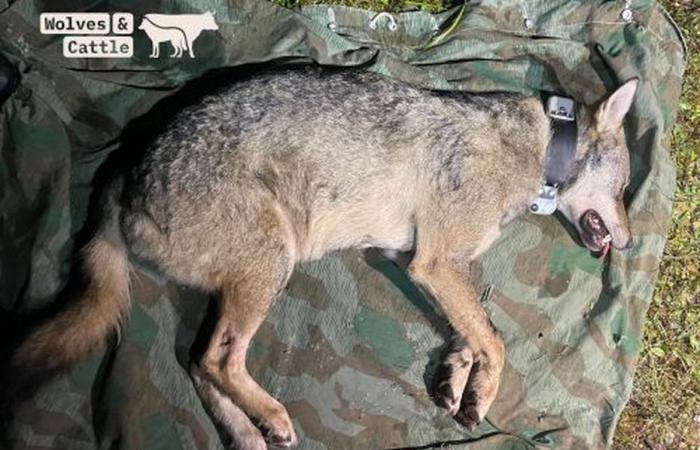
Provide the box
[530,183,558,215]
[546,96,575,122]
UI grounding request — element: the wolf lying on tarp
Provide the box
[7,68,637,449]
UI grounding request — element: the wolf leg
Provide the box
[191,364,266,450]
[408,257,504,430]
[172,40,184,58]
[195,264,297,448]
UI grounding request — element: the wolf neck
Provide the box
[492,98,553,224]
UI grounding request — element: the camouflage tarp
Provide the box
[0,0,686,449]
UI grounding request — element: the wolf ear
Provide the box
[596,78,638,132]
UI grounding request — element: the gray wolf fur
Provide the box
[9,68,637,448]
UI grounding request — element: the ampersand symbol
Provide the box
[117,17,128,31]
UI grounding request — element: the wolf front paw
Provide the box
[260,402,298,448]
[433,340,473,416]
[434,336,504,431]
[454,402,481,430]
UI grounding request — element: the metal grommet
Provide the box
[621,8,633,22]
[327,8,337,31]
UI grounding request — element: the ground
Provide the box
[614,2,699,449]
[270,0,700,447]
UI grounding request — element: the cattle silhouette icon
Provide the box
[138,12,218,58]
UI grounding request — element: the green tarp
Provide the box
[0,0,686,448]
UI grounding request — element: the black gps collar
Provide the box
[529,95,578,215]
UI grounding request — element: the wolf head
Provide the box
[203,11,219,30]
[557,79,638,254]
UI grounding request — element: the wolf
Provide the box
[138,16,189,58]
[6,68,637,449]
[139,12,218,58]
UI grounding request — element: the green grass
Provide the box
[272,0,699,447]
[615,1,700,449]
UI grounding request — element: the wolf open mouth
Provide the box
[579,210,612,257]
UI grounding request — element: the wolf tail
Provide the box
[8,178,131,387]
